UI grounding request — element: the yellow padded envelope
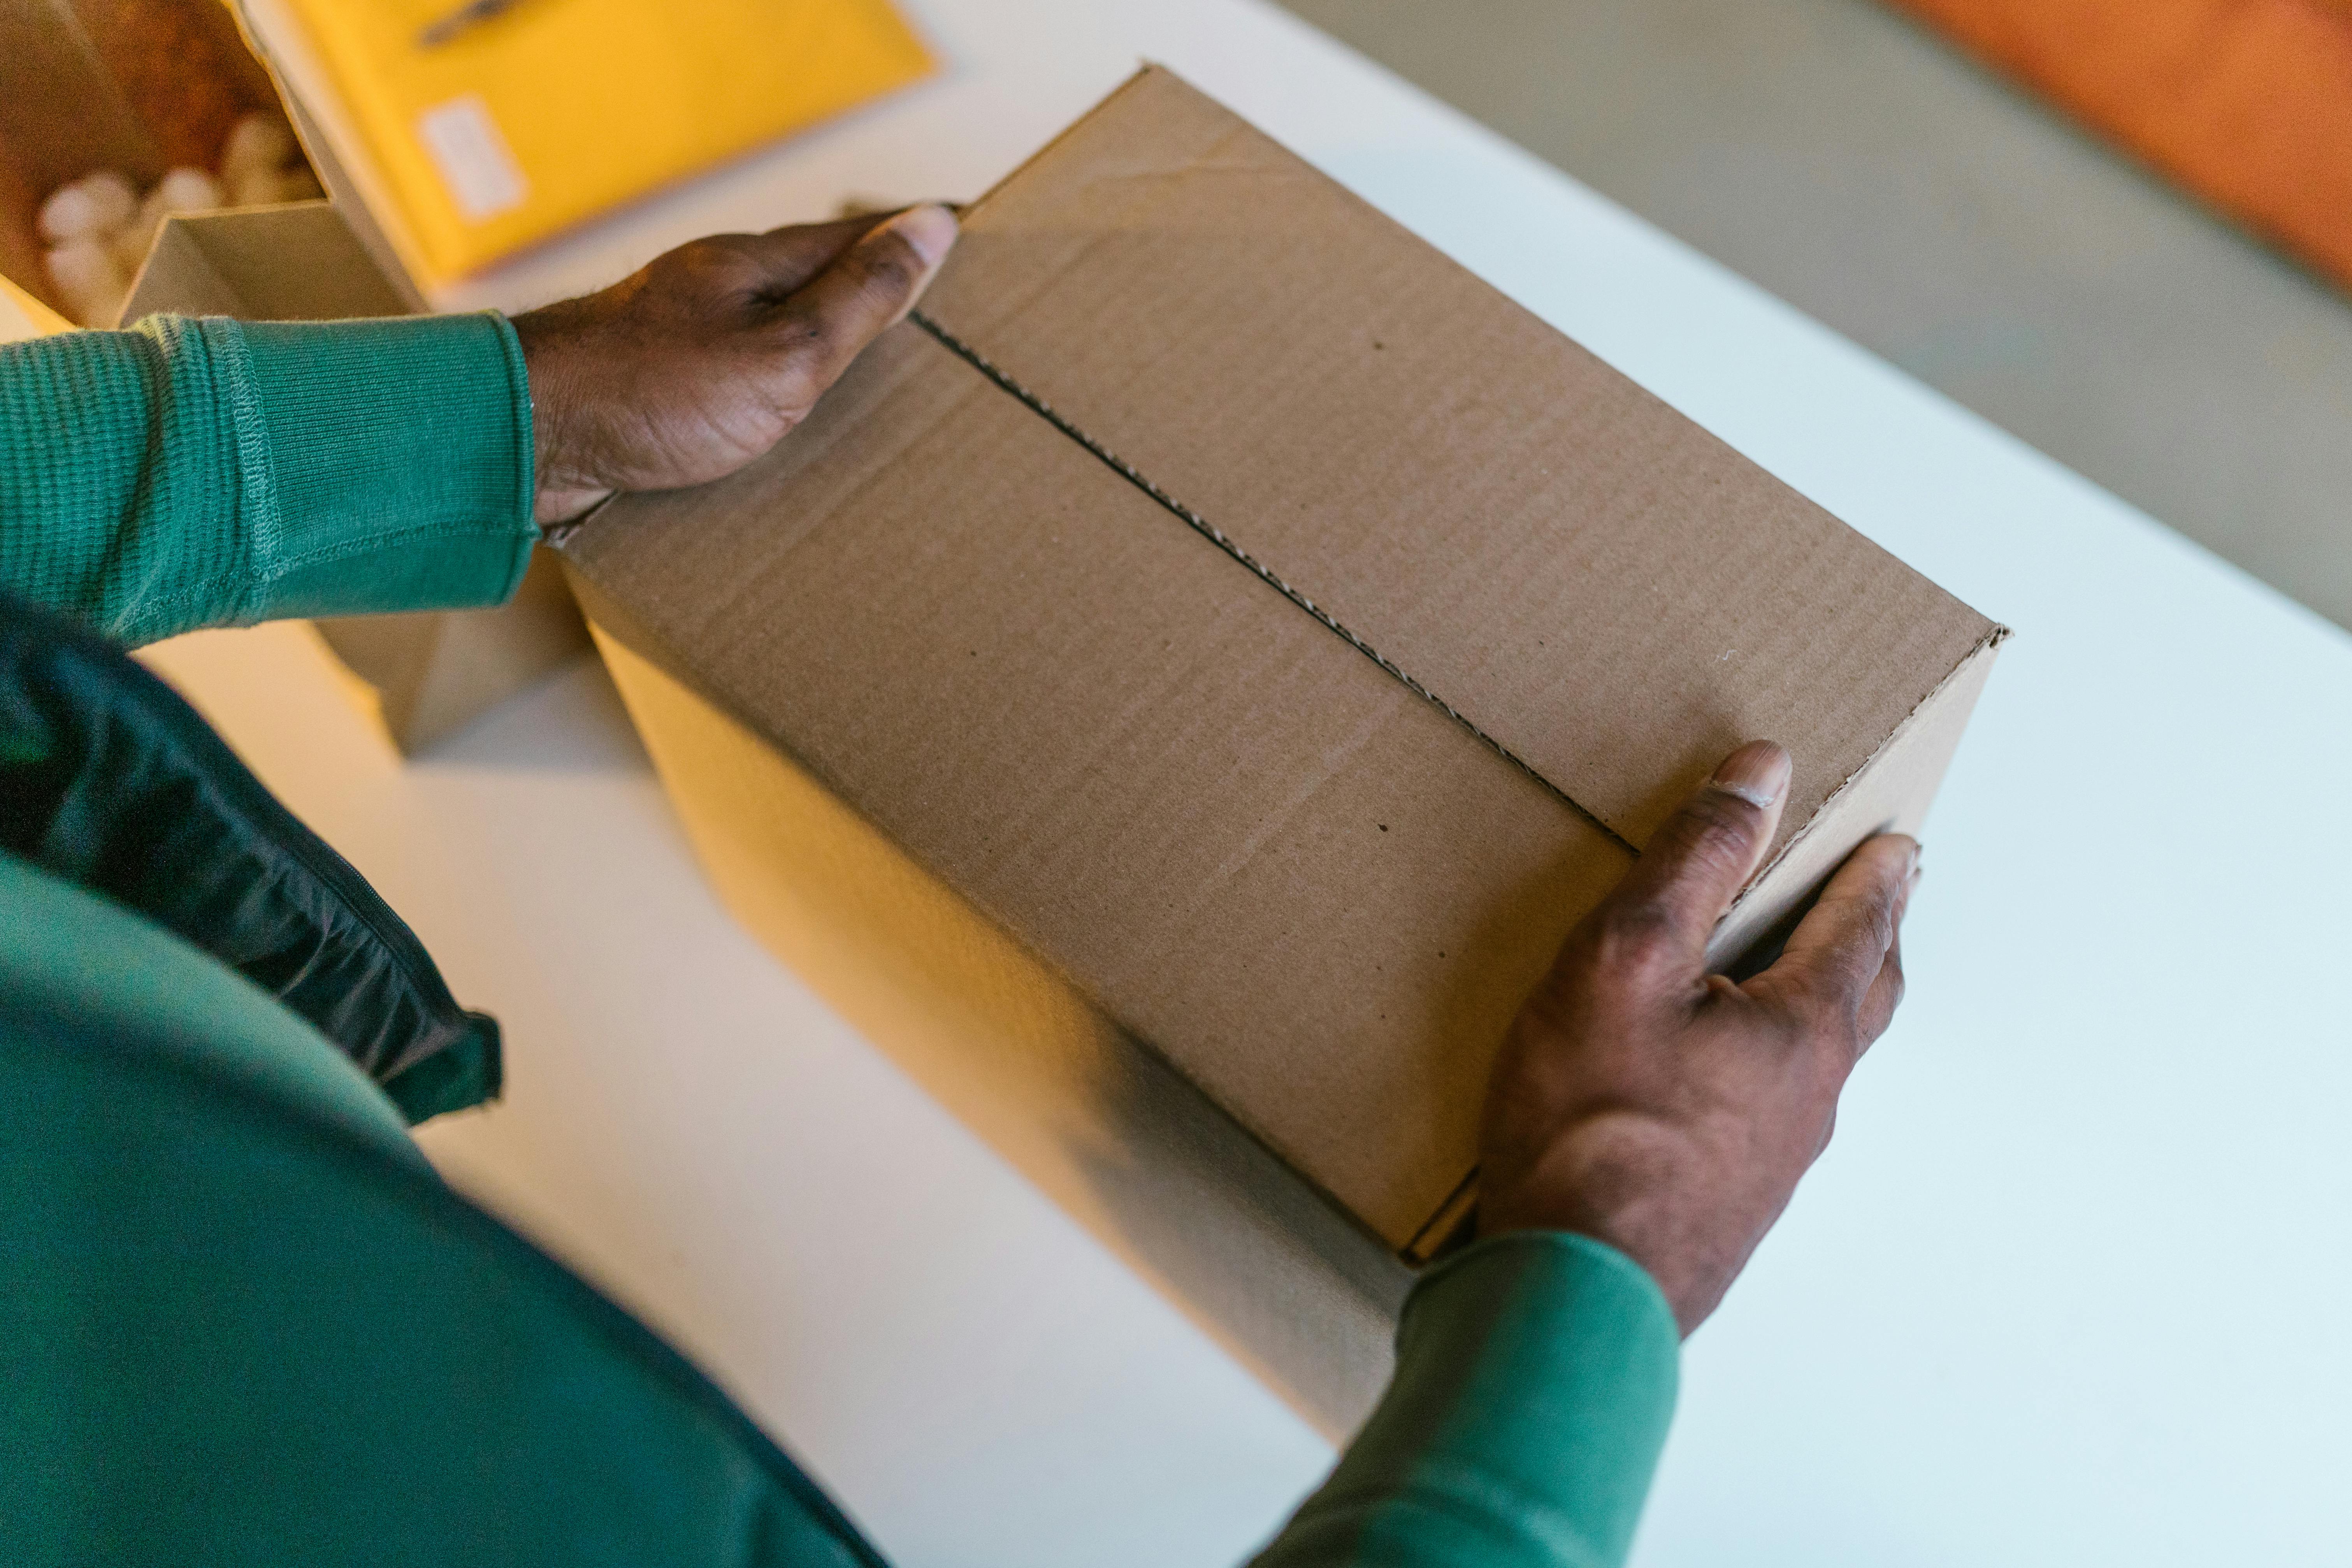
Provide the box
[281,0,933,282]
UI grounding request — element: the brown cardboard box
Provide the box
[560,68,2003,1432]
[120,202,588,750]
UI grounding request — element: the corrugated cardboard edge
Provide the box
[1711,623,2011,969]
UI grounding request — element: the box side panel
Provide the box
[123,206,407,325]
[309,611,445,741]
[392,552,590,749]
[1708,633,2005,969]
[177,202,411,320]
[591,623,1408,1440]
[120,221,249,321]
[565,323,1635,1249]
[917,66,1995,861]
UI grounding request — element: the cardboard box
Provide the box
[0,0,289,316]
[120,202,588,751]
[560,68,2004,1432]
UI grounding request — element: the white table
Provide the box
[149,1,2352,1563]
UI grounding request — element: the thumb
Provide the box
[1587,741,1792,978]
[728,212,919,301]
[764,203,957,410]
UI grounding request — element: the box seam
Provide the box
[908,308,1637,857]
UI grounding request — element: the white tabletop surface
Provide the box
[148,0,2352,1564]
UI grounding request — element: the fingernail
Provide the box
[882,203,959,269]
[1711,741,1791,809]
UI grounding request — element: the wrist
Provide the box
[510,307,611,526]
[1479,1122,1714,1334]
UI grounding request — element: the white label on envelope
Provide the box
[416,95,528,222]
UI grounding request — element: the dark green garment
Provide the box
[0,592,500,1123]
[0,858,885,1568]
[0,317,1680,1565]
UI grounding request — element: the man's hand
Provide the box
[509,205,959,525]
[1477,741,1919,1335]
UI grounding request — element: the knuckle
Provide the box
[1864,886,1902,950]
[1780,953,1856,1021]
[1666,792,1762,879]
[849,241,922,301]
[666,235,761,289]
[1586,898,1681,974]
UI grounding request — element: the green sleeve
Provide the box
[0,313,537,646]
[1252,1233,1680,1568]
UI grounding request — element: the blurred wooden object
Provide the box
[0,0,164,196]
[1887,0,2352,293]
[2,269,74,339]
[0,128,63,312]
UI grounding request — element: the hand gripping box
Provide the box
[559,68,2004,1436]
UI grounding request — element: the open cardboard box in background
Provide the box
[0,1,580,752]
[0,0,288,318]
[112,202,588,751]
[560,67,2006,1436]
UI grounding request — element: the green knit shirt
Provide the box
[0,315,1678,1567]
[0,313,535,643]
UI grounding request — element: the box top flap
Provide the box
[121,202,409,324]
[917,67,1996,855]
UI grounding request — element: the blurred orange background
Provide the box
[1888,0,2352,292]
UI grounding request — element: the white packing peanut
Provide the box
[220,112,297,184]
[227,167,286,207]
[46,239,129,328]
[36,171,138,244]
[154,167,225,213]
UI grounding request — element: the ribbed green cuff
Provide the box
[1254,1232,1679,1568]
[230,313,537,623]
